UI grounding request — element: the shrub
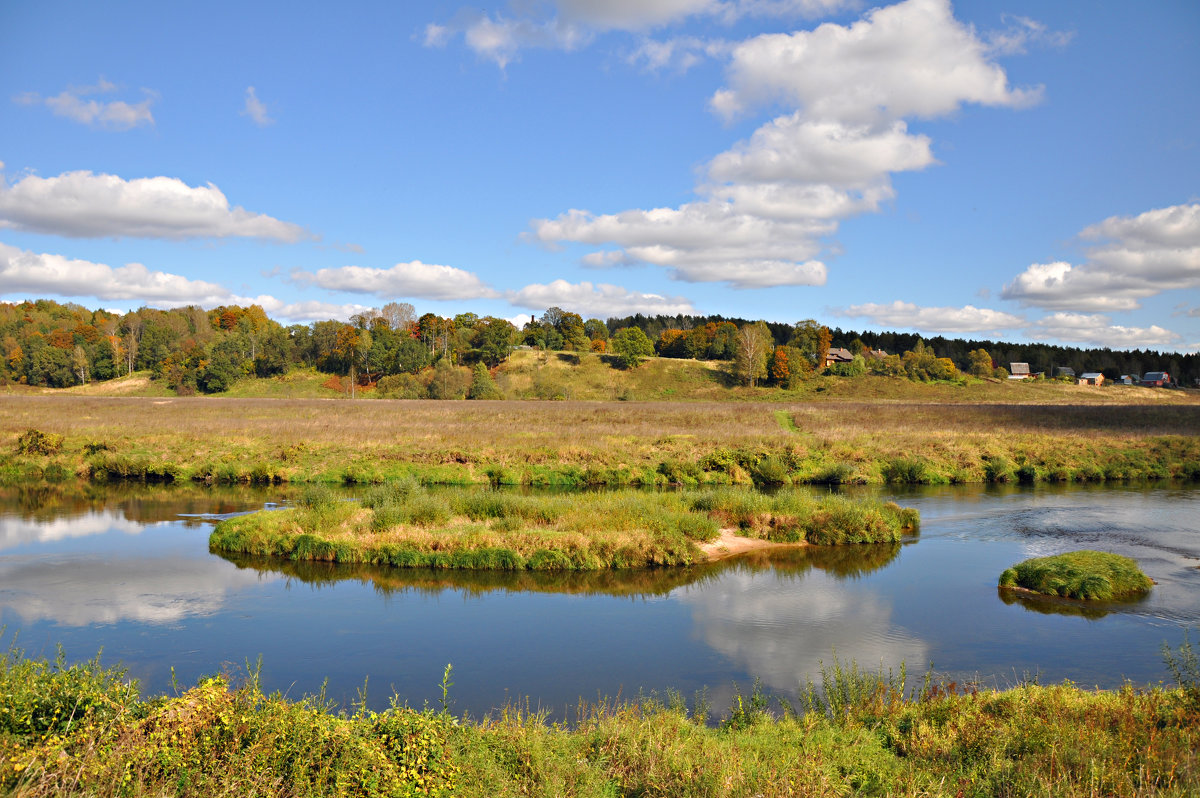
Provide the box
[811,462,855,485]
[657,459,702,485]
[375,373,424,399]
[751,456,790,485]
[999,550,1153,601]
[15,428,63,455]
[983,455,1015,483]
[881,458,928,484]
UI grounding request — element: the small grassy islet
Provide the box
[209,482,920,570]
[998,550,1154,601]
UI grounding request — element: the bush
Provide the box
[751,456,790,485]
[15,428,64,455]
[983,455,1015,483]
[999,550,1153,601]
[375,373,424,399]
[881,458,929,484]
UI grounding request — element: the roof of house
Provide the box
[1080,372,1104,379]
[1010,362,1030,374]
[826,347,854,362]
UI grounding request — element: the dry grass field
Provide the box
[3,393,1198,486]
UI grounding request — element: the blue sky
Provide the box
[1,0,1197,352]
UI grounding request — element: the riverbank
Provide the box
[208,485,918,570]
[4,395,1199,488]
[2,643,1196,797]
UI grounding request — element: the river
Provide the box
[1,482,1196,718]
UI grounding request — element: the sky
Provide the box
[1,0,1198,352]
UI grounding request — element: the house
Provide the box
[1115,375,1136,385]
[1078,372,1104,386]
[1055,367,1076,378]
[1142,371,1171,387]
[866,348,889,360]
[1008,362,1031,380]
[824,347,854,368]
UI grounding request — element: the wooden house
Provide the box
[824,347,854,368]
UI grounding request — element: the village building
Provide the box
[824,347,854,368]
[1078,372,1104,386]
[1008,362,1031,380]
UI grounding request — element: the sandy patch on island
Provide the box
[698,528,807,561]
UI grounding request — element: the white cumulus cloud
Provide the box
[838,300,1024,333]
[0,167,309,241]
[293,262,499,302]
[1001,203,1200,312]
[426,0,862,66]
[0,242,236,305]
[710,0,1040,121]
[250,297,376,324]
[535,0,1035,289]
[15,77,156,130]
[507,279,697,317]
[1025,312,1181,350]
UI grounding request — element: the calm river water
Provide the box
[1,482,1197,717]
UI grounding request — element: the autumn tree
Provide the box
[769,346,790,385]
[71,345,90,384]
[735,322,772,387]
[790,319,831,369]
[968,348,994,379]
[380,301,416,331]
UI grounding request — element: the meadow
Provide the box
[2,637,1197,797]
[3,392,1199,488]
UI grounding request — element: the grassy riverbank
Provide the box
[3,642,1197,797]
[209,485,918,570]
[4,395,1199,488]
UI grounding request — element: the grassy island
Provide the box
[3,642,1198,797]
[209,484,919,570]
[999,550,1154,601]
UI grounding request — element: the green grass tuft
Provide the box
[998,550,1153,601]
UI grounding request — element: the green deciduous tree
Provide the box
[610,327,655,369]
[467,362,502,399]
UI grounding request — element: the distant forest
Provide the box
[2,299,1195,392]
[608,313,1199,386]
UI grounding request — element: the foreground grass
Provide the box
[3,643,1198,797]
[4,395,1200,488]
[209,484,919,570]
[1000,550,1154,601]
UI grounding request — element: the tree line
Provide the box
[1,299,1194,392]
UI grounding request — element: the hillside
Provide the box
[28,350,1200,406]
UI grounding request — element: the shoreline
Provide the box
[697,528,808,561]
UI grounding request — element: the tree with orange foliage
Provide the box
[769,346,790,384]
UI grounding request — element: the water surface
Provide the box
[1,482,1196,718]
